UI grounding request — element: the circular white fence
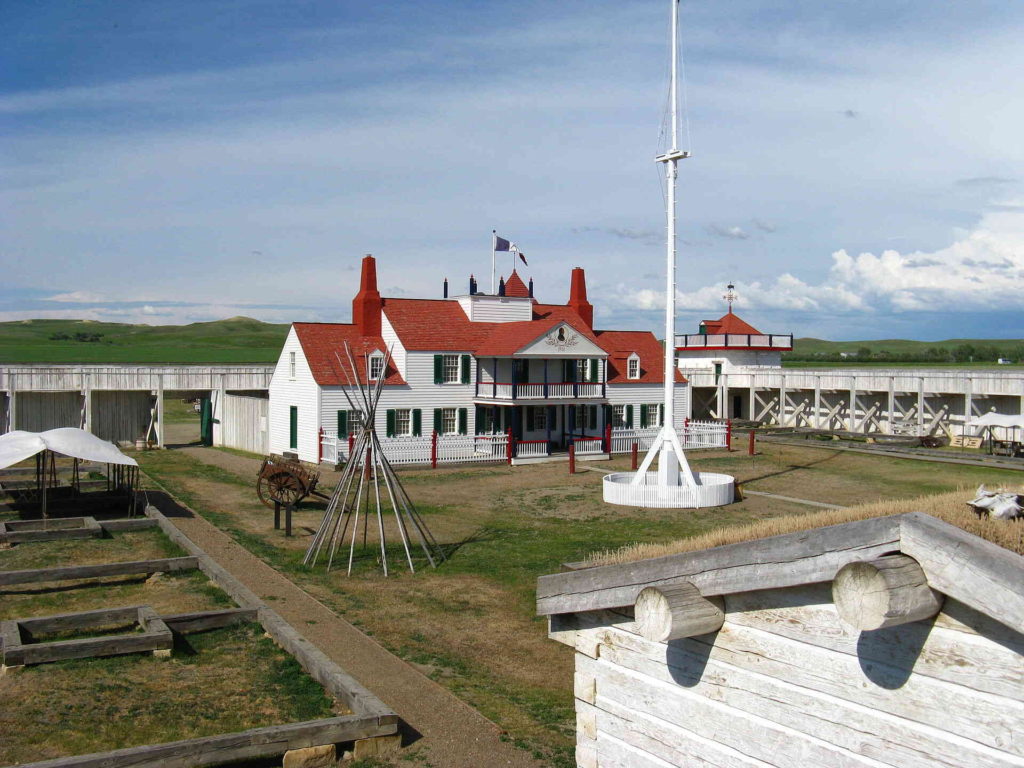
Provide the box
[603,471,735,509]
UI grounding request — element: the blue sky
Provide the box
[3,0,1023,340]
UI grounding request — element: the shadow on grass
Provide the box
[743,450,843,484]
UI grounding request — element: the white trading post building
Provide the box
[268,255,701,465]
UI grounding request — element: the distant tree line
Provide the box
[49,331,105,343]
[784,343,1023,364]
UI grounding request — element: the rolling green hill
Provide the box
[785,337,1024,366]
[0,317,290,364]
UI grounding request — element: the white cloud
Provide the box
[619,203,1024,316]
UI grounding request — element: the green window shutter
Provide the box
[589,405,598,430]
[337,410,348,438]
[659,404,665,426]
[289,406,298,449]
[386,409,396,438]
[461,355,471,384]
[640,404,648,427]
[625,404,634,428]
[412,409,422,437]
[433,408,443,434]
[603,404,612,426]
[589,359,598,382]
[458,408,468,435]
[433,354,444,384]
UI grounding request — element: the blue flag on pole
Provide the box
[494,234,511,251]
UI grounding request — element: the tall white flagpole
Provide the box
[491,230,497,294]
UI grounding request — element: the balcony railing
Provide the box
[475,381,605,400]
[676,333,793,350]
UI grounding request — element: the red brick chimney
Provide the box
[352,254,382,336]
[567,267,593,329]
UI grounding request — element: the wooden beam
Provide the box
[537,515,902,616]
[13,714,396,768]
[899,512,1024,636]
[160,608,258,633]
[634,582,724,641]
[0,557,198,587]
[832,554,943,630]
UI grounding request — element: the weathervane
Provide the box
[723,283,737,312]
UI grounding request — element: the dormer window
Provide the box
[627,354,640,380]
[369,353,384,381]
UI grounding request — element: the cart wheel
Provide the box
[257,470,305,508]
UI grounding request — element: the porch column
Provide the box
[917,377,925,434]
[886,377,895,435]
[748,380,756,421]
[813,377,821,429]
[156,374,165,448]
[962,378,973,436]
[7,381,16,432]
[848,376,857,432]
[779,374,787,427]
[720,374,729,420]
[82,373,93,433]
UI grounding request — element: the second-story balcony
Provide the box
[475,380,605,402]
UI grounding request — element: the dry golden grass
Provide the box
[586,488,1024,567]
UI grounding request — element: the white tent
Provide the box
[0,428,137,470]
[968,413,1024,429]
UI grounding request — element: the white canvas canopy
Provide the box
[0,428,137,470]
[968,412,1024,429]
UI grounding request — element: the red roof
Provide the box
[293,323,406,387]
[381,298,495,351]
[701,310,761,335]
[594,330,685,384]
[503,270,530,298]
[475,315,601,357]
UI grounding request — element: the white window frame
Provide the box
[576,359,589,382]
[441,407,458,435]
[289,351,296,379]
[369,353,384,381]
[612,404,626,429]
[395,409,412,436]
[530,406,547,431]
[443,354,460,383]
[644,403,661,428]
[627,354,640,380]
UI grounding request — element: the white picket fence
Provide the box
[321,430,509,466]
[320,420,728,467]
[609,421,728,454]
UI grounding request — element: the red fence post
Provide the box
[604,423,612,453]
[318,427,323,464]
[506,427,514,465]
[726,419,733,451]
[431,430,438,469]
[348,434,355,458]
[568,442,576,474]
[748,430,756,456]
[631,442,638,471]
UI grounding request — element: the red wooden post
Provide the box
[348,434,355,457]
[506,427,514,465]
[431,430,438,469]
[631,442,638,470]
[748,430,756,456]
[317,427,324,464]
[604,423,612,453]
[568,442,576,474]
[726,419,733,451]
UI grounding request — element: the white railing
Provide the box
[475,381,605,400]
[576,383,602,398]
[516,383,544,398]
[516,440,550,458]
[547,383,573,398]
[573,437,604,455]
[320,430,509,467]
[676,333,792,349]
[609,421,728,454]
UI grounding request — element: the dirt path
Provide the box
[156,448,544,768]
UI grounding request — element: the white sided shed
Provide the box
[537,512,1024,768]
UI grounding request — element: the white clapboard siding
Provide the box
[380,313,407,379]
[268,327,320,461]
[605,383,689,429]
[221,394,268,454]
[13,391,83,433]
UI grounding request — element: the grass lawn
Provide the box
[0,623,336,764]
[134,443,1024,767]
